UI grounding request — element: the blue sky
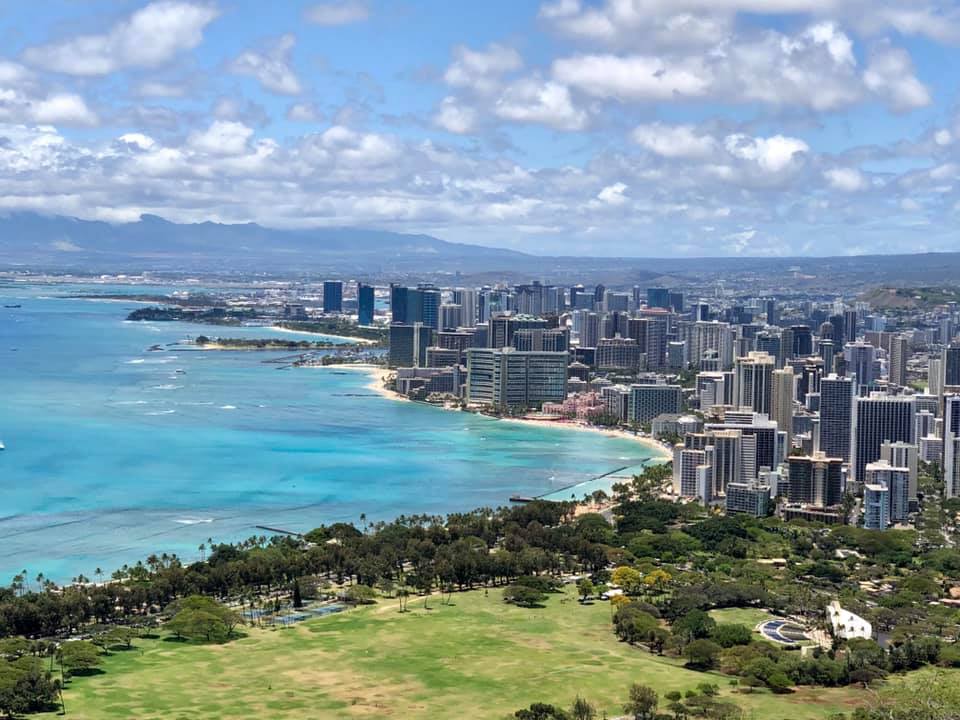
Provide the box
[1,0,960,256]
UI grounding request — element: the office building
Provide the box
[357,283,374,326]
[944,345,960,387]
[929,356,944,396]
[323,280,343,313]
[452,289,478,327]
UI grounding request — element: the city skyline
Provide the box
[1,1,960,257]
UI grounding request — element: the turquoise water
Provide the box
[0,282,658,583]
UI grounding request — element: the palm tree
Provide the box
[199,543,206,562]
[95,567,103,584]
[360,513,368,534]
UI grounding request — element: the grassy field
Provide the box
[709,607,777,629]
[44,588,869,719]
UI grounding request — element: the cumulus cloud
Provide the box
[493,78,587,130]
[863,45,931,111]
[444,44,523,95]
[824,167,868,191]
[723,134,809,173]
[434,96,477,134]
[305,1,369,26]
[22,1,218,76]
[632,123,716,159]
[286,102,324,123]
[188,120,254,155]
[229,34,302,95]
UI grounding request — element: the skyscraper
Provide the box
[851,393,915,484]
[452,288,478,327]
[647,287,670,310]
[888,334,909,388]
[844,341,877,392]
[390,284,408,323]
[944,394,960,498]
[323,280,343,313]
[465,348,567,410]
[357,283,374,326]
[844,308,858,343]
[771,367,795,448]
[943,345,960,387]
[819,374,853,462]
[734,351,775,414]
[929,356,944,396]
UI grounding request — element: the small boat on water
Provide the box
[0,441,5,451]
[3,304,21,309]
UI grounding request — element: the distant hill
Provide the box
[0,212,530,273]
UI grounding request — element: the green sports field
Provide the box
[43,587,867,719]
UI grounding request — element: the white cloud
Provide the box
[863,46,931,111]
[444,44,523,95]
[724,134,809,173]
[29,93,98,126]
[493,79,587,130]
[305,1,369,26]
[434,97,477,134]
[188,120,254,155]
[286,102,324,123]
[22,1,218,76]
[136,81,187,98]
[229,34,302,95]
[824,167,867,191]
[597,182,628,204]
[632,123,716,159]
[553,54,710,101]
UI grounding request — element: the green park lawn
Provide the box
[709,607,777,629]
[44,587,868,719]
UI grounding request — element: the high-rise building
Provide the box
[819,374,853,462]
[388,322,432,368]
[726,481,771,517]
[771,367,795,448]
[647,287,670,310]
[323,280,343,313]
[844,308,858,343]
[734,351,775,414]
[865,460,910,523]
[944,395,960,498]
[596,337,642,370]
[929,356,944,396]
[489,314,548,349]
[629,384,682,423]
[851,393,915,484]
[844,341,877,392]
[943,345,960,387]
[888,335,909,388]
[880,441,918,503]
[863,482,890,530]
[513,328,569,352]
[452,288,478,327]
[390,284,408,323]
[787,453,843,507]
[790,326,813,358]
[357,283,374,326]
[465,348,567,410]
[440,303,463,331]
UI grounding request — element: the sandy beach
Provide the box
[312,363,406,402]
[269,325,378,345]
[496,415,673,460]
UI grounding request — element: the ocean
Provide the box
[0,281,659,582]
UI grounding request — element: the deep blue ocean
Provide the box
[0,281,656,583]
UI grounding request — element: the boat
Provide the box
[3,304,21,309]
[0,441,5,451]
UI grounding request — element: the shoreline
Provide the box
[268,325,378,345]
[310,363,672,461]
